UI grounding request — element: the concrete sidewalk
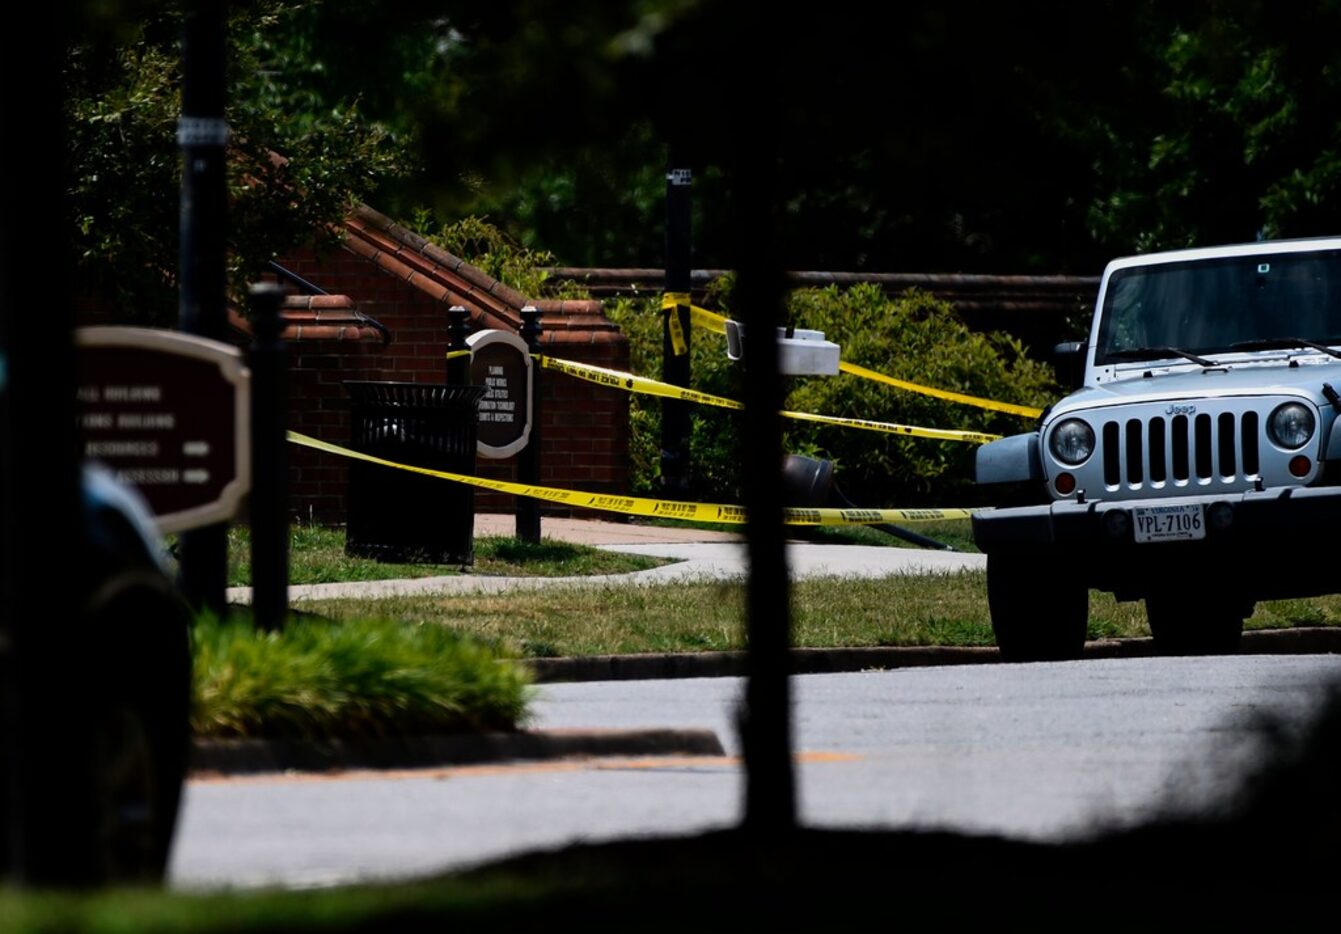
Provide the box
[226,516,983,604]
[471,513,743,545]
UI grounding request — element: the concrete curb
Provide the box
[523,626,1341,682]
[191,728,726,777]
[524,646,998,682]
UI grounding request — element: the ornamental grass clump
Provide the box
[191,614,531,741]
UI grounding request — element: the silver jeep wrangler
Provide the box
[973,237,1341,660]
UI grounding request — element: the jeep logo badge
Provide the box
[1165,404,1197,416]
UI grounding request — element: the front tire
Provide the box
[987,551,1088,662]
[87,573,192,884]
[1145,592,1248,656]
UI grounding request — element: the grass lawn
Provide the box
[223,525,668,587]
[297,569,1341,658]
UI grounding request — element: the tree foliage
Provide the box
[418,0,1341,271]
[409,212,567,299]
[67,1,407,324]
[66,0,1341,319]
[1082,1,1341,252]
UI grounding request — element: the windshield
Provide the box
[1095,249,1341,365]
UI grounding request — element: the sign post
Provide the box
[246,284,287,633]
[465,325,537,541]
[446,305,471,385]
[178,0,230,615]
[661,155,693,498]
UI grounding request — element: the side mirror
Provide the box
[1053,341,1086,390]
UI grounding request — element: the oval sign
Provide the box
[466,329,532,459]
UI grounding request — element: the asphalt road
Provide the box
[169,654,1341,890]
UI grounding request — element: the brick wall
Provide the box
[281,246,630,524]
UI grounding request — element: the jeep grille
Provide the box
[1101,411,1261,488]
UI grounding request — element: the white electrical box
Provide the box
[724,320,841,376]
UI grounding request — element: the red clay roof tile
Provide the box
[330,203,627,351]
[228,297,387,344]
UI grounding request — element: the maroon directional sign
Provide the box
[467,329,533,459]
[76,327,250,532]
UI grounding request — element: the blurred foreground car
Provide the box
[82,465,192,881]
[0,466,191,882]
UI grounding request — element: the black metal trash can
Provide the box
[345,381,486,564]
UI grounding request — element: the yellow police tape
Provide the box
[287,430,978,526]
[661,293,1042,419]
[662,292,728,337]
[537,355,1000,444]
[835,361,1043,419]
[665,305,688,356]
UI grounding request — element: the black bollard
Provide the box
[446,305,471,385]
[248,282,289,632]
[516,306,543,543]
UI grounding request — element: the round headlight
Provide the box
[1268,402,1316,450]
[1049,418,1095,465]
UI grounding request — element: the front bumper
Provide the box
[972,485,1341,600]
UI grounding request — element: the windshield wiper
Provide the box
[1228,337,1341,360]
[1106,346,1219,367]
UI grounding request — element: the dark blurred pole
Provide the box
[516,306,542,543]
[178,0,229,617]
[446,305,471,385]
[1,2,101,885]
[248,283,288,633]
[660,146,693,497]
[735,27,795,832]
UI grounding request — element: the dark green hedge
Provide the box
[606,283,1058,508]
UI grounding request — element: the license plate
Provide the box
[1132,504,1205,543]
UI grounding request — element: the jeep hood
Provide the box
[1049,358,1341,421]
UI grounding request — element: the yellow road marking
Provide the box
[190,751,860,786]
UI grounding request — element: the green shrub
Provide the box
[192,614,531,740]
[780,285,1057,506]
[608,283,1058,507]
[606,292,747,499]
[408,212,587,298]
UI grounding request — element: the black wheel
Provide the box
[94,698,175,882]
[987,551,1088,662]
[86,573,192,884]
[1145,592,1248,656]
